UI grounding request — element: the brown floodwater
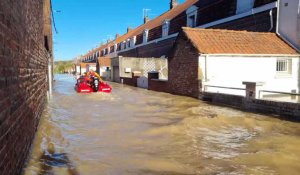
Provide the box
[23,74,300,175]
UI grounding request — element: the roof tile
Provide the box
[182,27,299,55]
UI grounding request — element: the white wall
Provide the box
[277,0,300,51]
[76,66,80,74]
[199,55,300,96]
[81,68,87,75]
[87,65,96,72]
[99,67,108,77]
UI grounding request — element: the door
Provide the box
[113,66,120,83]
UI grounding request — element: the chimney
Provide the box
[127,27,132,33]
[170,0,179,9]
[115,34,120,39]
[144,16,150,24]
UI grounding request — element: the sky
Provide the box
[52,0,185,61]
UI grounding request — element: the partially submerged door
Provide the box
[113,66,120,83]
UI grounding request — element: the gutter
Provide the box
[200,53,300,57]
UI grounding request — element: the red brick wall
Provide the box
[121,77,138,87]
[148,26,162,42]
[210,9,277,32]
[168,32,200,98]
[148,79,169,93]
[0,0,52,174]
[119,37,176,58]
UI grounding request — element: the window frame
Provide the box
[143,29,149,43]
[276,58,292,75]
[162,20,170,37]
[186,5,198,28]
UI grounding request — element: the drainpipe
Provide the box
[205,55,208,82]
[48,57,53,98]
[268,9,274,32]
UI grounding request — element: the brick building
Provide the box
[0,0,53,174]
[168,27,299,98]
[81,0,277,63]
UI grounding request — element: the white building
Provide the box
[168,27,300,101]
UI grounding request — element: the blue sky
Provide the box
[52,0,185,61]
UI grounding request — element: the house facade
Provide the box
[168,27,299,100]
[110,56,168,86]
[80,0,281,63]
[79,63,97,75]
[97,57,111,79]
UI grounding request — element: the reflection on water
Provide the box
[23,74,300,175]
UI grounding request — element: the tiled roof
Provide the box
[182,27,299,55]
[86,0,198,57]
[80,63,96,68]
[98,57,111,67]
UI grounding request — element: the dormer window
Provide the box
[143,29,149,43]
[186,5,198,28]
[122,41,126,50]
[236,0,254,14]
[114,44,117,52]
[127,39,130,48]
[130,36,136,47]
[162,20,170,37]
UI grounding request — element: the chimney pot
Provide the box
[144,16,150,24]
[170,0,179,9]
[127,27,132,33]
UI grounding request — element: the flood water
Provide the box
[23,74,300,175]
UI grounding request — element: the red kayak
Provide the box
[75,76,112,93]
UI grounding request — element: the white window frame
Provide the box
[276,58,292,75]
[162,20,170,37]
[127,39,130,48]
[143,29,149,43]
[186,5,198,28]
[236,0,255,14]
[114,44,117,52]
[122,41,126,50]
[107,47,110,54]
[130,36,136,47]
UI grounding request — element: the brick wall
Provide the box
[196,0,237,26]
[210,9,277,32]
[148,79,169,93]
[119,37,176,58]
[168,32,200,98]
[0,0,52,174]
[121,77,138,87]
[201,92,300,121]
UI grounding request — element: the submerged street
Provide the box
[23,75,300,175]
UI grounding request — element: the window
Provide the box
[127,39,130,48]
[130,36,136,47]
[143,29,149,43]
[123,41,126,50]
[186,5,198,27]
[276,59,292,74]
[162,20,170,37]
[188,15,196,27]
[236,0,254,14]
[114,44,117,52]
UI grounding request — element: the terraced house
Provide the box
[79,0,299,92]
[81,0,283,62]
